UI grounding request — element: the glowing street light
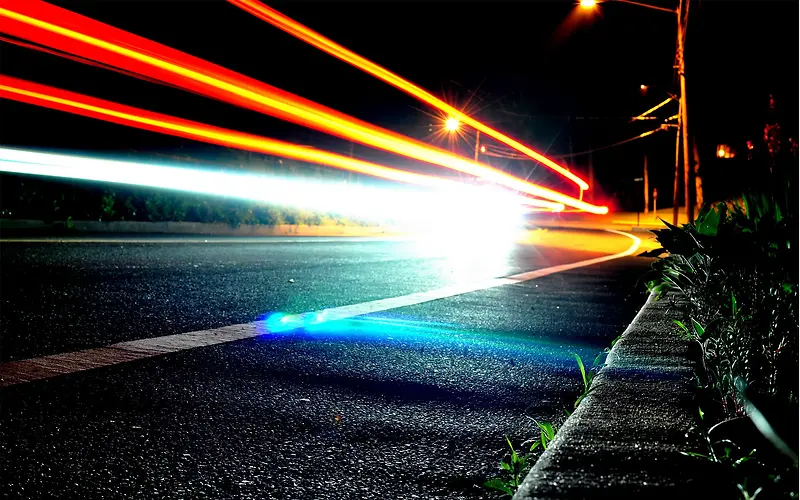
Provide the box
[445,117,460,132]
[573,0,696,224]
[717,144,735,159]
[444,117,486,164]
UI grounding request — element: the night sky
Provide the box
[1,0,797,209]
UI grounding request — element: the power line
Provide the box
[553,126,668,159]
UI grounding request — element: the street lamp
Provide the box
[717,144,735,159]
[445,117,460,132]
[578,0,695,224]
[444,117,484,163]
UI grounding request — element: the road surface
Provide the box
[1,229,651,499]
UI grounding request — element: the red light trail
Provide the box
[227,0,590,191]
[0,75,566,211]
[0,0,608,213]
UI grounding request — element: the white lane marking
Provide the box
[0,230,640,387]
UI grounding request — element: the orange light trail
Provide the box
[228,0,590,191]
[0,1,607,213]
[630,97,673,122]
[0,75,565,211]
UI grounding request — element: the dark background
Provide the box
[1,0,797,212]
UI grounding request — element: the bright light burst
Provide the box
[445,118,460,132]
[0,147,530,228]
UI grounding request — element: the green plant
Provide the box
[681,427,757,468]
[572,351,607,408]
[646,189,798,499]
[681,415,797,500]
[483,422,561,498]
[646,252,712,301]
[529,421,557,452]
[572,353,593,407]
[101,192,116,221]
[484,343,616,497]
[673,318,706,342]
[483,437,530,497]
[644,195,798,413]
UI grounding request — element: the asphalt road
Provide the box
[1,230,651,499]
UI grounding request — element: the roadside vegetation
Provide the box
[484,186,798,499]
[643,185,798,498]
[483,344,617,497]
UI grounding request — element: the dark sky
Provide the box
[1,0,797,207]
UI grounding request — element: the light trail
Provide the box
[0,75,564,211]
[630,97,673,122]
[0,33,217,100]
[0,147,533,229]
[228,0,590,191]
[0,0,608,214]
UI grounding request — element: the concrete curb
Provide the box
[513,292,724,499]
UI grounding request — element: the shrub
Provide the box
[645,188,799,494]
[645,188,799,498]
[644,193,798,413]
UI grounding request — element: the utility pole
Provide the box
[653,188,658,214]
[693,140,703,210]
[672,104,682,225]
[473,130,481,163]
[579,0,695,220]
[643,155,649,214]
[588,151,594,203]
[677,0,694,221]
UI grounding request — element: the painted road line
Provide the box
[0,230,641,387]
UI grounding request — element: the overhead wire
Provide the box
[553,127,668,159]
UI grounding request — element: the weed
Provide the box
[483,437,530,497]
[484,338,616,497]
[529,421,557,452]
[572,350,608,408]
[101,192,116,221]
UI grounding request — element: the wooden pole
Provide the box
[643,155,649,214]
